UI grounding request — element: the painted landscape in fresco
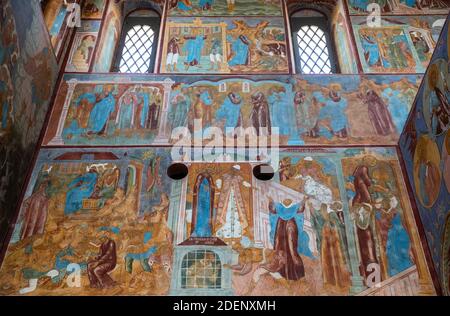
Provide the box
[352,15,446,73]
[400,18,450,295]
[0,0,58,251]
[167,0,283,16]
[0,147,435,295]
[42,74,420,147]
[161,17,289,74]
[347,0,450,15]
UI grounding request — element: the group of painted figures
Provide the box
[0,149,417,295]
[250,156,414,291]
[64,85,163,140]
[168,82,400,142]
[2,158,173,294]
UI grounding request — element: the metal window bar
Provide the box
[119,25,155,73]
[296,25,332,74]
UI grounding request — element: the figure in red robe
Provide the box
[20,181,49,240]
[259,199,305,281]
[361,90,396,136]
[88,231,117,289]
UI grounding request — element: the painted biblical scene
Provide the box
[42,0,74,60]
[422,58,450,136]
[0,0,58,252]
[292,75,421,145]
[348,0,450,15]
[43,78,173,146]
[42,74,420,147]
[399,17,450,292]
[0,147,436,295]
[167,0,283,16]
[0,148,173,295]
[352,15,446,73]
[168,147,435,296]
[161,17,289,74]
[65,21,101,72]
[170,78,301,145]
[82,0,106,19]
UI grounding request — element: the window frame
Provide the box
[291,13,340,74]
[112,14,160,73]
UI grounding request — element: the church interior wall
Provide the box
[0,0,449,296]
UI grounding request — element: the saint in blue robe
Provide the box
[229,36,250,66]
[361,36,380,67]
[184,36,205,65]
[313,91,348,138]
[192,178,212,237]
[215,94,242,129]
[118,99,134,129]
[64,171,98,214]
[139,93,150,128]
[268,91,297,136]
[386,213,413,276]
[86,93,116,134]
[170,92,191,129]
[269,202,314,258]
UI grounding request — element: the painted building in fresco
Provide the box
[0,0,449,296]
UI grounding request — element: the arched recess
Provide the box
[286,0,359,74]
[191,173,215,238]
[92,0,163,73]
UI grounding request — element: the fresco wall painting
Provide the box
[42,0,76,61]
[332,0,360,74]
[167,0,283,17]
[0,147,436,296]
[93,0,122,73]
[352,15,446,73]
[82,0,107,20]
[347,0,450,15]
[160,17,289,74]
[42,74,421,147]
[0,0,58,252]
[399,18,450,296]
[65,21,101,72]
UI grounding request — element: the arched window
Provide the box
[291,10,338,74]
[181,250,222,289]
[113,10,160,73]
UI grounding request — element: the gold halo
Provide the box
[413,135,442,208]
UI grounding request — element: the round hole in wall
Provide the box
[167,163,189,180]
[253,164,275,181]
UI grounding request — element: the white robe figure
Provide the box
[216,188,243,239]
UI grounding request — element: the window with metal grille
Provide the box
[119,25,155,73]
[181,250,222,289]
[113,11,160,73]
[291,10,338,74]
